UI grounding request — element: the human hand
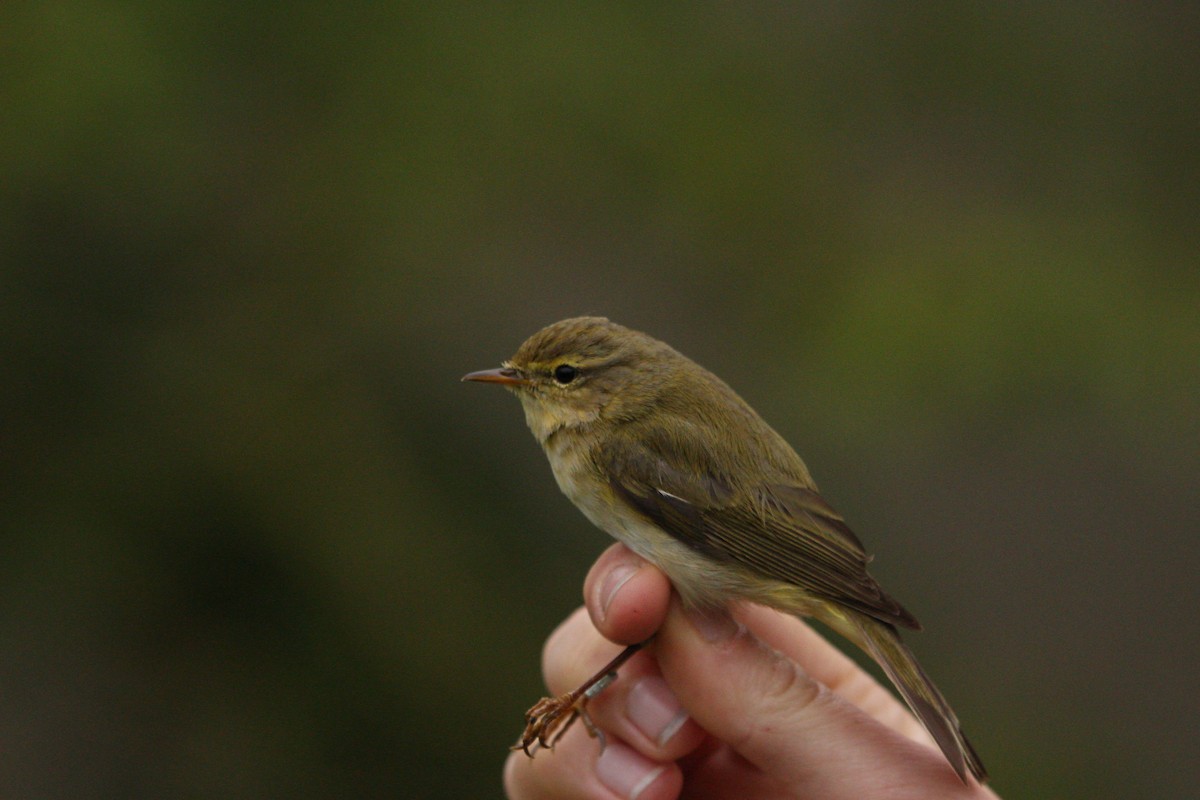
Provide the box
[504,543,1000,800]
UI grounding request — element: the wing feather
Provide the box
[599,430,920,630]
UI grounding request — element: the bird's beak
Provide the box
[461,367,529,387]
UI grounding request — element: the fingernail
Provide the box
[597,563,639,622]
[595,740,666,800]
[627,675,690,747]
[686,606,739,642]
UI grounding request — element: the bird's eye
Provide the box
[553,364,579,384]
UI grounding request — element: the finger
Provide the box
[504,726,682,800]
[541,606,627,696]
[583,543,672,645]
[734,605,933,747]
[581,545,928,746]
[540,606,706,761]
[655,598,993,797]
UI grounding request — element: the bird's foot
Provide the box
[511,642,644,758]
[512,687,604,756]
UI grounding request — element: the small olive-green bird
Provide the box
[464,316,986,783]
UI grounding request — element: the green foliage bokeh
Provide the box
[1,4,1196,797]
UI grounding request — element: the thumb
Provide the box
[654,598,982,796]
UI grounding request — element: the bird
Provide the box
[464,316,986,784]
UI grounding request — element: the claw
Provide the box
[511,691,585,756]
[509,642,646,759]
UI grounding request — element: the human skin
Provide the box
[503,543,1000,800]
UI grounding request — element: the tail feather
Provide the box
[850,613,988,784]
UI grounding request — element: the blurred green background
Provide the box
[2,3,1196,798]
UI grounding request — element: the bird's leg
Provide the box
[512,641,646,757]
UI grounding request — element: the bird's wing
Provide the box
[597,428,920,629]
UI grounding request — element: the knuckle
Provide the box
[724,640,825,753]
[757,641,822,711]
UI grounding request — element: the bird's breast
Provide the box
[542,433,600,518]
[541,433,744,611]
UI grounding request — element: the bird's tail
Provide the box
[846,612,988,784]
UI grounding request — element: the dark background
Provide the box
[2,4,1196,798]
